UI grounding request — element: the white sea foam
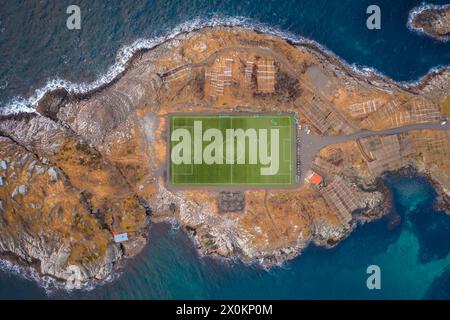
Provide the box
[0,258,122,295]
[2,15,449,116]
[407,2,450,42]
[1,14,450,291]
[0,258,59,294]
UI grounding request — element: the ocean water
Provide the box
[0,0,450,113]
[1,175,450,299]
[0,0,450,299]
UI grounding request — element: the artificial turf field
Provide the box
[169,114,295,187]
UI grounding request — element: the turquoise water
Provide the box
[1,175,449,299]
[0,0,449,299]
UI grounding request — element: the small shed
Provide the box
[113,232,128,243]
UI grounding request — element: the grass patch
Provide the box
[169,114,296,187]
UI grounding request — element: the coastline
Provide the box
[407,3,450,42]
[1,20,449,117]
[1,168,444,293]
[0,25,448,292]
[0,255,121,294]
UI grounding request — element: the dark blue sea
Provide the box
[0,0,449,299]
[1,174,450,299]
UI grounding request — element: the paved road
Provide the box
[297,121,450,183]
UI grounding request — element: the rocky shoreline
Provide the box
[0,26,449,290]
[408,4,450,42]
[2,22,449,118]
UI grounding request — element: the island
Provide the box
[408,4,450,41]
[0,27,449,288]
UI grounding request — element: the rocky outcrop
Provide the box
[0,110,149,287]
[0,27,448,288]
[409,4,450,41]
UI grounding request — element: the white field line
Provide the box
[170,115,294,185]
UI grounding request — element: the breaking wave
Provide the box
[0,259,57,294]
[0,15,449,114]
[0,258,121,295]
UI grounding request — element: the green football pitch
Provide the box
[169,114,296,187]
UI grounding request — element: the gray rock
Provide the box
[27,160,37,173]
[15,154,30,169]
[12,184,28,198]
[0,160,7,170]
[34,165,45,175]
[18,184,28,195]
[47,167,58,181]
[0,116,65,157]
